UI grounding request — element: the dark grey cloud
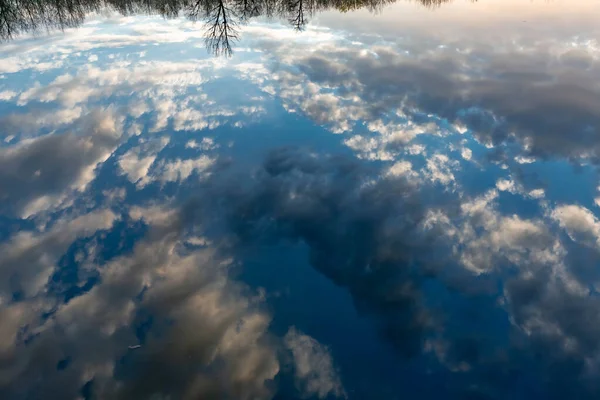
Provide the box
[0,107,123,218]
[0,200,350,400]
[500,271,600,399]
[211,148,442,358]
[195,147,600,399]
[273,41,600,164]
[2,144,600,399]
[0,205,282,400]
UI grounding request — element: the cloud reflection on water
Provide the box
[1,2,600,399]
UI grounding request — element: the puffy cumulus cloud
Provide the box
[190,147,600,398]
[53,17,212,52]
[285,90,356,134]
[0,205,281,400]
[515,155,536,164]
[500,258,600,399]
[424,153,459,187]
[0,90,17,101]
[0,22,269,146]
[496,178,519,194]
[0,209,118,300]
[0,106,125,218]
[343,119,438,161]
[445,189,562,275]
[211,148,439,358]
[246,26,600,166]
[18,75,98,108]
[552,204,600,249]
[0,55,64,74]
[460,147,472,161]
[462,213,561,275]
[0,27,271,219]
[529,188,545,199]
[385,160,419,179]
[118,136,170,188]
[16,61,208,108]
[284,328,346,399]
[2,137,600,399]
[0,15,217,76]
[2,57,233,159]
[0,48,262,217]
[255,67,369,135]
[418,190,600,398]
[186,137,218,150]
[0,106,84,139]
[20,65,266,135]
[86,60,208,88]
[344,135,394,161]
[253,52,458,161]
[118,152,159,186]
[495,172,546,200]
[169,102,245,133]
[153,155,217,184]
[0,298,50,388]
[546,205,600,289]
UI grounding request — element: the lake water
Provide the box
[1,0,600,399]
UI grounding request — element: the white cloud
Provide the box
[155,155,216,184]
[425,154,459,186]
[118,137,170,187]
[0,56,63,74]
[386,160,413,176]
[0,107,125,218]
[0,209,117,298]
[454,190,562,274]
[552,204,600,248]
[496,179,517,193]
[407,144,426,155]
[385,160,419,180]
[284,328,346,399]
[0,106,84,138]
[496,177,546,201]
[186,137,218,150]
[344,135,394,161]
[0,90,17,101]
[119,153,157,185]
[528,188,545,199]
[18,75,98,107]
[128,99,149,118]
[461,147,472,160]
[515,155,536,164]
[17,61,207,108]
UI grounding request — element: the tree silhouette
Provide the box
[187,0,240,56]
[234,0,261,21]
[0,0,454,54]
[286,0,314,31]
[201,0,238,56]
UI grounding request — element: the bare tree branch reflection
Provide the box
[202,0,238,56]
[234,0,261,21]
[286,0,315,31]
[0,0,453,54]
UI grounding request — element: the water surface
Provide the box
[1,0,600,399]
